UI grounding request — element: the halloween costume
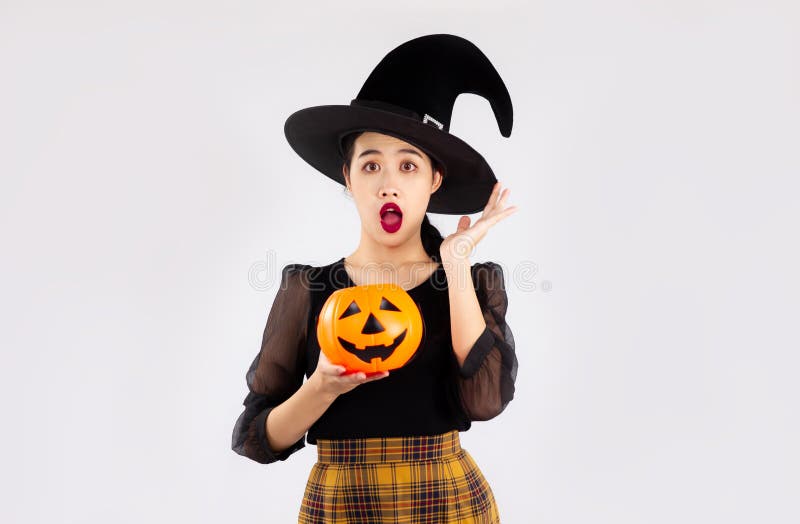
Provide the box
[231,34,518,523]
[233,259,516,521]
[307,430,498,522]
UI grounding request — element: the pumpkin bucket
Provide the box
[316,283,423,373]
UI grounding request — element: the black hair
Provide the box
[341,131,445,263]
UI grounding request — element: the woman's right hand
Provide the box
[311,349,390,400]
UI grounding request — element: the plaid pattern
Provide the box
[298,430,500,523]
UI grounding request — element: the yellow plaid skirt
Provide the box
[298,430,500,523]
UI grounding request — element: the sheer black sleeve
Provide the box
[455,261,519,421]
[231,263,311,464]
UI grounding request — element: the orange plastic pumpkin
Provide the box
[316,283,423,373]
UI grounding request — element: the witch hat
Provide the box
[283,33,513,215]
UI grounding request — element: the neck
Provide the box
[346,227,433,268]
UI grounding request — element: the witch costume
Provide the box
[232,33,519,523]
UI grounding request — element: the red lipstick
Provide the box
[379,202,403,233]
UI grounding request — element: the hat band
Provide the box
[350,99,446,132]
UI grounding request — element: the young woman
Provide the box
[232,34,519,523]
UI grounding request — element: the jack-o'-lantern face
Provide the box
[316,283,423,373]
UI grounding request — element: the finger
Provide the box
[345,371,366,382]
[490,182,503,208]
[497,187,511,208]
[482,182,502,218]
[319,359,341,371]
[486,188,511,215]
[485,188,510,216]
[455,215,471,233]
[487,189,512,220]
[321,366,347,376]
[367,371,390,380]
[319,351,336,367]
[321,357,343,371]
[486,205,518,227]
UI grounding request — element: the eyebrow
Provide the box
[357,148,423,159]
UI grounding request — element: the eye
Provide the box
[401,161,417,172]
[363,161,379,172]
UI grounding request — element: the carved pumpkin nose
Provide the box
[361,312,385,334]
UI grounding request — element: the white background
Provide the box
[2,1,798,523]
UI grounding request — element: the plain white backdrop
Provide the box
[2,1,798,523]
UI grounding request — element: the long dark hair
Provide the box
[341,131,445,263]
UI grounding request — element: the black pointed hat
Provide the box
[283,33,513,215]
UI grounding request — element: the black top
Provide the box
[232,256,518,464]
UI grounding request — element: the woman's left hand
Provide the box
[439,181,518,263]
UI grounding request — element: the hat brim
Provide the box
[284,105,497,215]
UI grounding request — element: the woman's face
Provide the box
[343,131,442,248]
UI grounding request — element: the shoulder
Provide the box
[279,262,310,279]
[469,260,507,292]
[278,258,342,291]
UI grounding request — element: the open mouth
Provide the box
[379,203,403,233]
[337,329,407,364]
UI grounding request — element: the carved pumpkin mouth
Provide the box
[337,329,407,364]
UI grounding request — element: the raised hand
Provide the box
[439,181,517,262]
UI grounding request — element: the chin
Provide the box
[373,227,411,246]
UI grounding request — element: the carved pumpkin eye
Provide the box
[379,297,401,311]
[338,300,361,319]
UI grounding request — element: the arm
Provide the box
[446,257,487,368]
[233,263,398,464]
[446,259,518,421]
[262,374,337,455]
[232,264,323,464]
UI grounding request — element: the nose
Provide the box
[378,169,401,199]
